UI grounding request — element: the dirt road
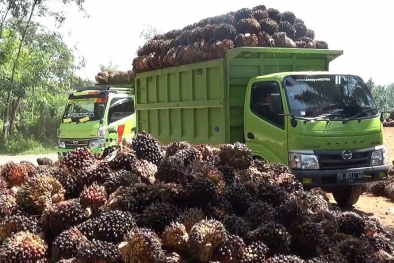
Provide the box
[1,128,394,228]
[385,127,394,162]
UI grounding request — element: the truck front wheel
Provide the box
[332,185,362,208]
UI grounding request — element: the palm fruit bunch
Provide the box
[1,132,394,262]
[362,169,394,200]
[383,112,394,126]
[132,5,329,73]
[37,157,54,166]
[95,70,136,85]
[0,161,35,187]
[60,147,95,174]
[0,231,48,262]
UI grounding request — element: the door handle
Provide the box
[247,132,254,139]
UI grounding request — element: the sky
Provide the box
[46,0,394,86]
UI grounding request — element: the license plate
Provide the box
[337,172,364,183]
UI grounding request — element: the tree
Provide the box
[366,77,374,91]
[0,0,30,38]
[366,78,394,113]
[0,0,87,139]
[0,22,85,144]
[370,83,394,112]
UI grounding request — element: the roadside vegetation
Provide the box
[0,0,91,155]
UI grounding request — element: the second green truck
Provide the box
[58,47,389,207]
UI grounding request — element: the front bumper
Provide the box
[292,164,388,187]
[57,147,104,159]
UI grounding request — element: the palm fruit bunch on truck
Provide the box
[95,70,135,85]
[0,133,393,262]
[133,5,328,73]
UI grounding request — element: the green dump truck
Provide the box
[57,84,136,157]
[135,47,388,207]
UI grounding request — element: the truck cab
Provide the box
[57,85,136,158]
[244,72,387,206]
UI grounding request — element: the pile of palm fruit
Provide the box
[363,164,394,200]
[132,5,328,73]
[1,132,394,263]
[384,112,394,127]
[95,70,135,85]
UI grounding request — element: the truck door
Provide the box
[244,80,288,163]
[106,96,136,145]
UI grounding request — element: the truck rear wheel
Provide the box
[332,185,362,208]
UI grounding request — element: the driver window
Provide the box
[108,98,135,124]
[250,81,284,129]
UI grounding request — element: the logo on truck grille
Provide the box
[73,139,79,145]
[341,150,353,160]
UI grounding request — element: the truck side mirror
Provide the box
[269,93,284,114]
[97,104,105,117]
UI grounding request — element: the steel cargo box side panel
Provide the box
[136,60,227,145]
[226,48,337,143]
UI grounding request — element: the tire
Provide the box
[332,185,362,208]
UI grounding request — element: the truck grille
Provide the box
[64,139,90,148]
[315,149,372,170]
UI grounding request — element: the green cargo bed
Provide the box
[135,47,343,145]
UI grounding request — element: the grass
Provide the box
[9,145,57,155]
[0,135,57,155]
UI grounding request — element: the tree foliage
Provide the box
[369,80,394,113]
[0,0,89,152]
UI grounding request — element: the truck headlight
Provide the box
[371,146,386,166]
[289,152,319,169]
[90,138,106,148]
[58,140,65,148]
[98,126,106,137]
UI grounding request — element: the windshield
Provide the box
[63,97,106,119]
[284,74,378,119]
